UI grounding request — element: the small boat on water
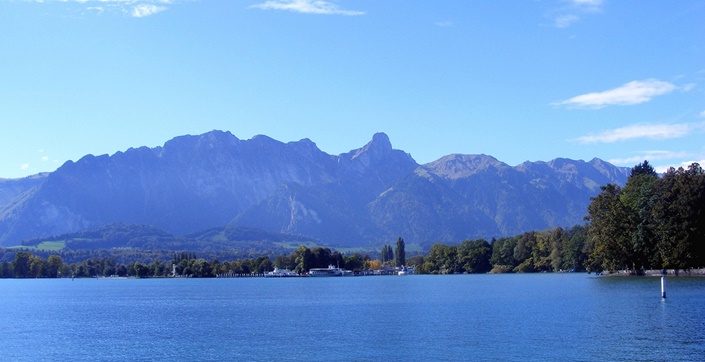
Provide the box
[398,265,414,275]
[309,264,349,277]
[265,267,299,277]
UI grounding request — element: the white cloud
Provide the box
[22,0,175,18]
[699,110,705,118]
[251,0,364,16]
[608,150,688,165]
[607,149,705,174]
[41,156,50,162]
[554,79,679,109]
[572,0,604,10]
[20,163,30,170]
[554,14,579,28]
[653,160,705,174]
[132,4,166,18]
[550,0,604,28]
[572,122,705,144]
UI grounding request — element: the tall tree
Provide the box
[380,244,394,265]
[395,237,406,267]
[12,251,32,278]
[652,164,705,269]
[549,228,568,272]
[564,225,587,271]
[585,184,632,272]
[620,161,659,269]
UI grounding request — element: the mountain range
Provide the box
[0,130,629,247]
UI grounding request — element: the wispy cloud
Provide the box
[22,0,176,18]
[550,0,604,28]
[608,150,689,165]
[20,163,30,171]
[572,121,705,144]
[700,110,705,118]
[554,79,680,109]
[132,4,167,18]
[251,0,364,16]
[435,20,454,27]
[607,149,705,173]
[653,159,705,173]
[554,14,579,28]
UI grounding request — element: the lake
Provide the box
[1,274,704,361]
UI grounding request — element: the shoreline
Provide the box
[600,268,705,277]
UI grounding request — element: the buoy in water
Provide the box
[661,276,666,299]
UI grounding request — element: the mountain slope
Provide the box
[0,173,48,209]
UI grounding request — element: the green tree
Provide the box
[380,245,394,264]
[29,255,45,278]
[490,237,517,270]
[343,253,363,271]
[549,228,568,272]
[133,262,149,278]
[0,262,12,278]
[564,225,587,271]
[423,243,458,274]
[12,252,32,278]
[513,232,537,272]
[256,257,273,273]
[585,184,633,272]
[620,161,659,269]
[293,246,313,274]
[395,237,406,267]
[46,255,63,278]
[652,164,705,269]
[531,231,552,271]
[458,239,492,273]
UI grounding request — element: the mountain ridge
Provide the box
[0,130,629,247]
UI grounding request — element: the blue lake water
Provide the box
[1,274,704,361]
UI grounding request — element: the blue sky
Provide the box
[1,0,704,179]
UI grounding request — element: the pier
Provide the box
[215,272,268,278]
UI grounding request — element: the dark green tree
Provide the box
[549,228,569,272]
[422,243,458,274]
[395,237,406,267]
[564,225,587,271]
[133,262,149,278]
[585,184,633,272]
[458,239,492,273]
[620,161,659,269]
[293,246,314,273]
[652,164,705,269]
[490,237,517,270]
[513,232,537,272]
[12,252,32,278]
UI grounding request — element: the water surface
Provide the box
[1,274,703,361]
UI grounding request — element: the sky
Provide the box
[1,0,704,179]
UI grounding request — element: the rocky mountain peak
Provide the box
[350,132,393,160]
[424,154,508,179]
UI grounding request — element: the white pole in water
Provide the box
[661,276,666,299]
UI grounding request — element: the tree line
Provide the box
[2,228,589,277]
[0,241,410,278]
[583,161,705,272]
[415,226,588,274]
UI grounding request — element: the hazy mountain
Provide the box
[0,130,629,247]
[0,173,48,209]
